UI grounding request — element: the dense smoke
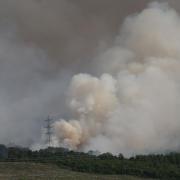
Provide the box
[0,0,180,156]
[53,2,180,156]
[0,0,150,147]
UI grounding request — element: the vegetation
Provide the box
[1,145,180,179]
[0,162,153,180]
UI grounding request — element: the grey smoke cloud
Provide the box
[0,0,151,71]
[0,0,152,146]
[0,0,180,155]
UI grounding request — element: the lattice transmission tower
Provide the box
[45,115,53,147]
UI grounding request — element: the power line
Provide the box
[45,115,53,147]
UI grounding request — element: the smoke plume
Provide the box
[0,0,180,156]
[0,0,150,147]
[53,2,180,156]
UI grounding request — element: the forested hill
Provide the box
[0,145,180,179]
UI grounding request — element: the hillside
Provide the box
[0,162,154,180]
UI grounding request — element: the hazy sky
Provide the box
[0,0,180,151]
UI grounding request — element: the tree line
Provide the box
[0,144,180,179]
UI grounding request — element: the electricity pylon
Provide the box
[45,115,53,147]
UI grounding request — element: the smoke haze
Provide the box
[53,2,180,156]
[0,0,180,156]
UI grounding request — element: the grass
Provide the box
[0,162,156,180]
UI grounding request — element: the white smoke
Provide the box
[53,2,180,156]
